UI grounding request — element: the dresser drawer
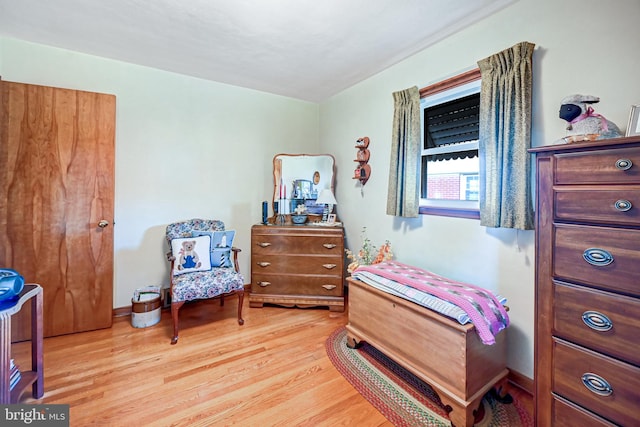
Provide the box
[552,339,640,427]
[252,234,343,255]
[251,274,343,296]
[554,281,640,365]
[555,146,640,185]
[552,395,618,427]
[554,186,640,226]
[553,224,640,296]
[249,224,345,311]
[252,254,342,275]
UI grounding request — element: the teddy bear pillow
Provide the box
[170,235,212,276]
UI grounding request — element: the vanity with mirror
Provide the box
[249,154,345,312]
[271,153,336,219]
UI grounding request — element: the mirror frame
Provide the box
[272,153,336,216]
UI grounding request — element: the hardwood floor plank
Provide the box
[10,296,529,426]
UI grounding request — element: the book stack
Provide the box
[9,359,21,391]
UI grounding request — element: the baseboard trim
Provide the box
[113,284,251,318]
[507,368,533,395]
[113,306,131,317]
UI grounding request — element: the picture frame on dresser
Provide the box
[626,105,640,136]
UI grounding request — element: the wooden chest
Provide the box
[346,277,508,427]
[530,136,640,426]
[249,224,345,312]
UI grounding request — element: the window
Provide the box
[419,69,481,219]
[462,174,479,200]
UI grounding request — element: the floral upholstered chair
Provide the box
[166,219,244,344]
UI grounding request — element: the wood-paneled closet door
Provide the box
[0,80,115,340]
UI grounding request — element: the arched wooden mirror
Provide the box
[273,154,335,216]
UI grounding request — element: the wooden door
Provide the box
[0,80,115,339]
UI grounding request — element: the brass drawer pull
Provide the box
[258,281,271,287]
[322,264,337,269]
[615,158,633,171]
[257,242,272,248]
[323,243,337,249]
[256,262,271,267]
[322,284,337,290]
[582,310,613,332]
[583,248,613,267]
[614,199,632,212]
[581,373,613,397]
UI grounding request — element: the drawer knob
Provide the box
[256,261,271,267]
[322,284,337,290]
[257,242,272,248]
[322,263,337,269]
[615,158,632,170]
[581,373,613,397]
[258,281,271,287]
[322,243,337,249]
[583,248,614,267]
[581,310,613,332]
[614,199,632,212]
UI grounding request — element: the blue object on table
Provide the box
[262,201,268,224]
[291,214,308,225]
[0,268,25,303]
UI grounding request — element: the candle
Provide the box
[262,201,268,224]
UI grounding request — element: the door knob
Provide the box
[98,220,110,228]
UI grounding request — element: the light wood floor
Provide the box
[12,296,531,426]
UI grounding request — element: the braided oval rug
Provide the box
[326,327,533,427]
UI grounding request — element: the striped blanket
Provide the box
[352,261,509,345]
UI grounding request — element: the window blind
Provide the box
[423,93,479,161]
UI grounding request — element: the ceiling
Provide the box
[0,0,515,102]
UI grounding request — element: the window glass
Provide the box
[420,78,480,215]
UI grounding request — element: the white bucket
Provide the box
[131,291,161,328]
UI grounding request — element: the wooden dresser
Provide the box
[530,136,640,426]
[249,224,345,312]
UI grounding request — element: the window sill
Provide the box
[418,205,480,220]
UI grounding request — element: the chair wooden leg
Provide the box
[170,301,185,345]
[237,290,245,325]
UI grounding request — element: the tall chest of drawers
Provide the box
[530,137,640,426]
[249,224,345,312]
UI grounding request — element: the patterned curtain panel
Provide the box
[386,86,421,217]
[477,42,535,230]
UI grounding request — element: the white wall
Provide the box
[0,37,320,310]
[320,0,640,378]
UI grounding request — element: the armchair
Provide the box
[166,219,245,344]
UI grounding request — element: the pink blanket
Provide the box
[353,261,509,345]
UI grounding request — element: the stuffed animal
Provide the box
[559,94,622,143]
[177,240,201,270]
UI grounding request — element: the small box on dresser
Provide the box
[529,136,640,427]
[249,224,345,312]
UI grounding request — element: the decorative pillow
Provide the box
[192,230,236,268]
[170,235,212,275]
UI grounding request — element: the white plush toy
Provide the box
[559,94,622,143]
